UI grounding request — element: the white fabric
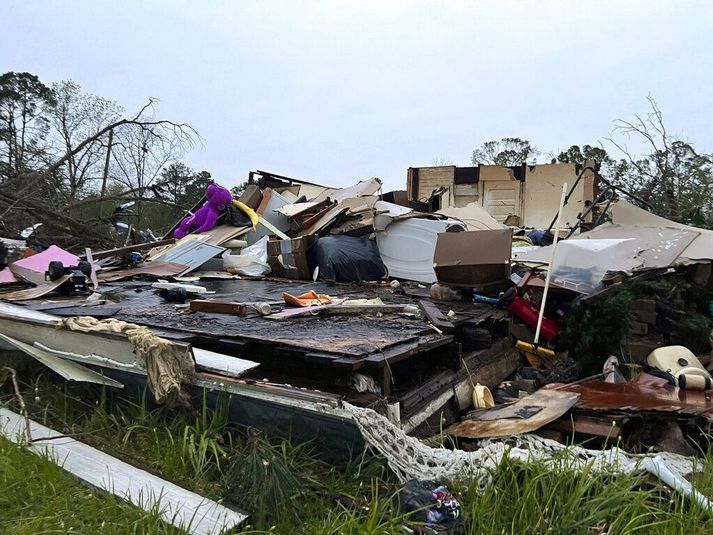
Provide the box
[343,402,698,490]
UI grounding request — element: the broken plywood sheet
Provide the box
[199,224,251,246]
[300,196,378,237]
[309,177,382,205]
[0,408,248,534]
[276,202,319,218]
[446,389,579,438]
[98,261,188,282]
[8,262,47,285]
[373,200,418,231]
[110,296,427,357]
[0,274,71,301]
[297,183,327,200]
[299,205,349,236]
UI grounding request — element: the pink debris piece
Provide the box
[0,267,18,284]
[13,245,81,274]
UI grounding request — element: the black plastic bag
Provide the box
[220,203,252,228]
[308,235,385,282]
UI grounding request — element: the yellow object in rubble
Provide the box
[515,340,556,358]
[472,383,495,409]
[232,200,259,229]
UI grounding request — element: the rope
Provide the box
[57,317,195,407]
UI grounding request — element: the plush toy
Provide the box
[174,183,233,239]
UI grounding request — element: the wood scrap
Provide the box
[0,274,72,301]
[418,300,455,333]
[79,239,175,261]
[97,261,188,282]
[189,299,248,316]
[446,389,580,439]
[265,301,418,319]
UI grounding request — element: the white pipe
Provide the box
[534,182,568,345]
[644,455,713,512]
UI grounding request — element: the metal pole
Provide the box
[534,182,568,345]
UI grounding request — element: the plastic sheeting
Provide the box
[223,236,271,277]
[309,235,385,282]
[516,223,699,292]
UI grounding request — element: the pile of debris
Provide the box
[2,165,713,464]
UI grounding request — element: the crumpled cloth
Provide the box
[57,316,195,407]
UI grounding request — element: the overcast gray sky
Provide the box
[3,1,713,191]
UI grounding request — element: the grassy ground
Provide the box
[3,355,713,534]
[0,436,176,534]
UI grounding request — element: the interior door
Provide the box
[481,181,521,223]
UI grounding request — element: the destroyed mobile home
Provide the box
[3,163,713,523]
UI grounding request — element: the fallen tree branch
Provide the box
[1,367,31,443]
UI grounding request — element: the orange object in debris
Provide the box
[283,290,333,307]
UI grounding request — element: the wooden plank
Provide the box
[329,356,366,370]
[363,333,453,368]
[34,304,122,318]
[0,408,248,534]
[79,239,175,260]
[190,299,248,316]
[0,274,71,301]
[400,340,516,413]
[304,352,340,364]
[547,413,625,439]
[418,299,455,333]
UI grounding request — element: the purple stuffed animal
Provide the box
[174,183,233,239]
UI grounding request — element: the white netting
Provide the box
[342,402,699,489]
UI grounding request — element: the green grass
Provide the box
[0,436,178,534]
[3,355,713,533]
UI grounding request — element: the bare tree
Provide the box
[46,80,123,201]
[0,98,199,247]
[608,97,713,224]
[431,157,456,166]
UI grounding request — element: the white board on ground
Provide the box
[0,408,248,535]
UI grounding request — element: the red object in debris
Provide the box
[508,295,560,343]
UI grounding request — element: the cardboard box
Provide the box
[433,229,512,289]
[267,235,317,280]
